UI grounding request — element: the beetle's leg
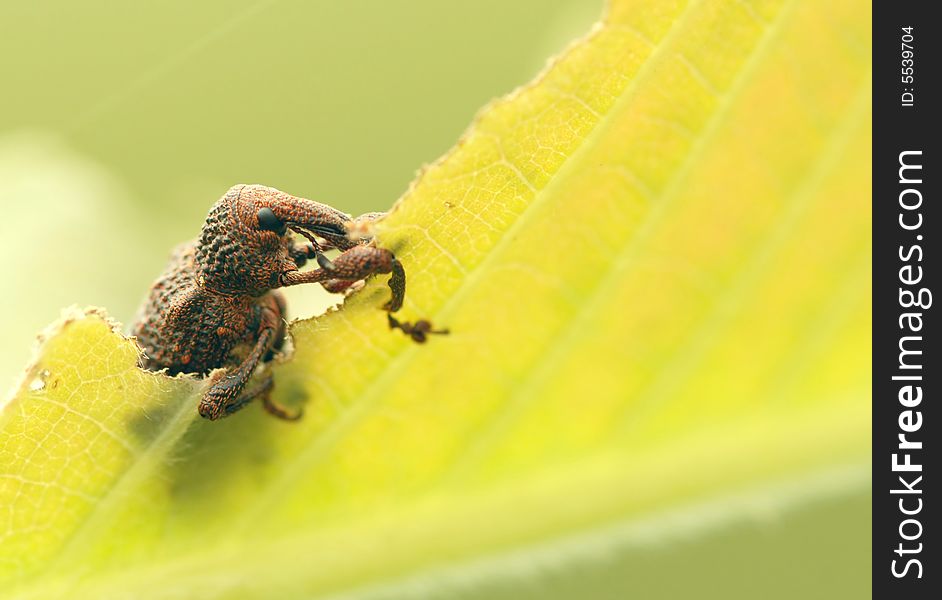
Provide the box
[202,371,301,420]
[330,246,405,312]
[289,242,317,268]
[315,248,367,295]
[320,279,357,294]
[289,235,348,268]
[281,246,446,342]
[199,296,299,420]
[261,382,302,421]
[213,371,273,418]
[281,245,405,311]
[264,291,288,361]
[291,239,370,295]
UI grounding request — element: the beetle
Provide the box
[131,184,445,421]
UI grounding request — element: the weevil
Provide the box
[131,184,446,421]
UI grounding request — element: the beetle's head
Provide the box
[196,184,358,295]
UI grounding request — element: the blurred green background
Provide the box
[0,0,601,392]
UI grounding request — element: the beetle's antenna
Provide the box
[288,225,324,252]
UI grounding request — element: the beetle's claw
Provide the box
[316,251,336,271]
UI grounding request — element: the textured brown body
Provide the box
[133,243,284,376]
[131,184,440,420]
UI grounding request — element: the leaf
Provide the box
[1,0,871,598]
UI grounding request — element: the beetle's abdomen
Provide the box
[131,242,256,375]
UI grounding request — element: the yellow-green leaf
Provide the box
[1,0,871,598]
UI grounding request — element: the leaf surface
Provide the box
[1,0,871,597]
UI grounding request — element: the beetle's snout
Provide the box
[262,195,355,250]
[301,221,348,239]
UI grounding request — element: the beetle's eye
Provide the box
[257,207,286,234]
